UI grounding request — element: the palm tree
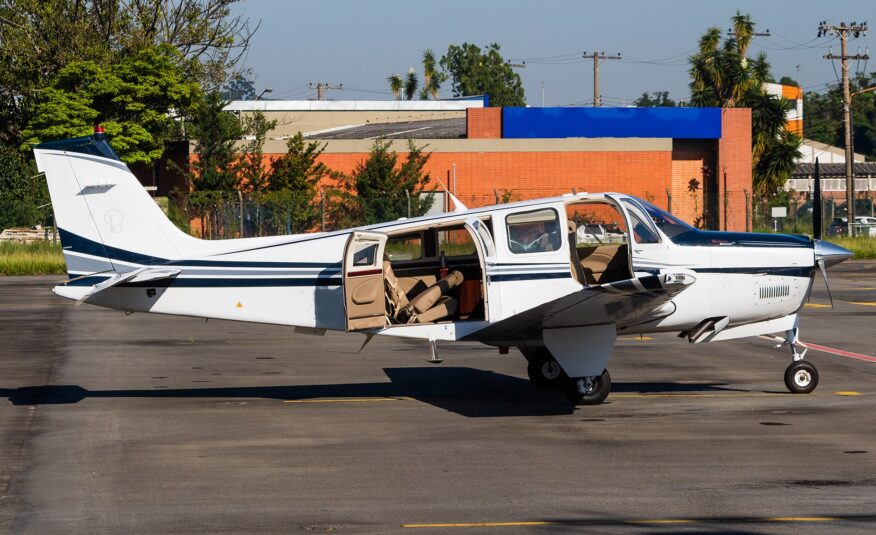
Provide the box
[387,74,403,100]
[420,49,444,100]
[404,67,418,100]
[688,12,801,199]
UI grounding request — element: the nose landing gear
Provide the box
[779,326,819,394]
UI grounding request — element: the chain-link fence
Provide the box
[752,192,876,237]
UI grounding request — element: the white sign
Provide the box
[771,207,788,218]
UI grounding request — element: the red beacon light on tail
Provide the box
[93,124,106,138]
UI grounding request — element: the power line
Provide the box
[582,51,621,106]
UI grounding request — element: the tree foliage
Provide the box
[688,11,800,198]
[187,90,242,192]
[331,140,434,226]
[21,44,201,165]
[439,43,525,107]
[234,110,277,191]
[0,0,256,146]
[634,91,677,107]
[0,144,45,230]
[805,73,876,161]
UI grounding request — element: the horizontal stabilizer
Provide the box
[72,267,181,306]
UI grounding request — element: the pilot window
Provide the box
[506,208,561,254]
[386,233,423,261]
[622,200,660,244]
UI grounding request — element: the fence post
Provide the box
[665,188,672,213]
[743,189,750,232]
[238,190,245,239]
[321,189,326,232]
[406,189,411,218]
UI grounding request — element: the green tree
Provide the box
[420,49,445,100]
[258,133,330,233]
[404,68,419,101]
[187,90,242,192]
[234,111,277,191]
[21,44,201,166]
[688,11,800,198]
[439,43,525,107]
[805,74,876,160]
[0,144,45,230]
[388,74,403,100]
[332,139,434,226]
[634,91,677,107]
[0,0,256,147]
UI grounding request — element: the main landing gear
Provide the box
[780,326,819,394]
[521,347,611,405]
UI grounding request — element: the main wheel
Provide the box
[784,361,819,394]
[526,351,563,390]
[562,369,611,406]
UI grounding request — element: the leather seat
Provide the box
[384,260,463,323]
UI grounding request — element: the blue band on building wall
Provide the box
[501,107,723,139]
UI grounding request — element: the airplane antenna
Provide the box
[433,177,467,213]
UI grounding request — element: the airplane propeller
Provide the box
[808,158,851,308]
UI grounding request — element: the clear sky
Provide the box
[232,0,874,105]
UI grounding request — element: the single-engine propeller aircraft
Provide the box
[34,128,852,406]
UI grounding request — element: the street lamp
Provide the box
[256,88,273,100]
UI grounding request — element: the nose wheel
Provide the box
[784,361,819,394]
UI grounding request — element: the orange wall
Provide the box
[718,108,752,231]
[314,151,674,210]
[466,108,502,139]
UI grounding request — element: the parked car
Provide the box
[828,217,876,237]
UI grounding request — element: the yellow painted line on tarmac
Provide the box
[283,397,412,404]
[804,303,832,308]
[403,516,844,529]
[834,391,862,396]
[404,521,553,528]
[849,301,876,307]
[611,392,787,398]
[766,517,839,522]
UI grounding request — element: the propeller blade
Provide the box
[813,158,822,240]
[817,258,834,308]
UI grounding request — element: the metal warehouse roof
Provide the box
[792,162,876,177]
[304,118,466,140]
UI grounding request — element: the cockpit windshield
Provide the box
[635,199,697,240]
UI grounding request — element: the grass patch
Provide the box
[826,236,876,259]
[0,241,66,275]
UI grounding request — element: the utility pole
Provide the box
[309,82,343,101]
[820,20,868,233]
[582,52,621,107]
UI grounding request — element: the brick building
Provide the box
[214,99,753,231]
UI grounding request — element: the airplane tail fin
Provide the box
[33,128,199,276]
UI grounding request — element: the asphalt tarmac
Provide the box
[1,263,875,534]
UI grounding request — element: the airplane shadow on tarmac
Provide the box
[0,367,742,418]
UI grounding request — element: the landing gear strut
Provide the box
[561,370,611,406]
[779,326,819,394]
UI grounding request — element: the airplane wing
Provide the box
[466,271,695,344]
[72,267,182,306]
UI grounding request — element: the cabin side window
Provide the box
[385,233,424,261]
[506,208,561,254]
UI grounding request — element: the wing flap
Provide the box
[466,271,695,343]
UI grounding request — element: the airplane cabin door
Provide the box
[464,217,497,321]
[611,196,671,274]
[343,231,388,331]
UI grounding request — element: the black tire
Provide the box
[526,351,564,390]
[561,369,611,406]
[784,361,819,394]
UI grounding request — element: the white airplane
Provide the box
[33,128,852,406]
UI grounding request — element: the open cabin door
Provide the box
[606,194,669,274]
[464,217,497,321]
[343,231,388,332]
